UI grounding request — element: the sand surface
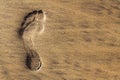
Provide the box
[0,0,120,80]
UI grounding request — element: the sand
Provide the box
[0,0,120,80]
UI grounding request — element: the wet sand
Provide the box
[0,0,120,80]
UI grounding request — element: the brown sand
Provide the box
[0,0,120,80]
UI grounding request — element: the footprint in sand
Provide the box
[18,10,46,71]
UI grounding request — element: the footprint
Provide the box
[19,10,46,71]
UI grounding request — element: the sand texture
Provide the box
[0,0,120,80]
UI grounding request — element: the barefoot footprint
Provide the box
[19,10,46,71]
